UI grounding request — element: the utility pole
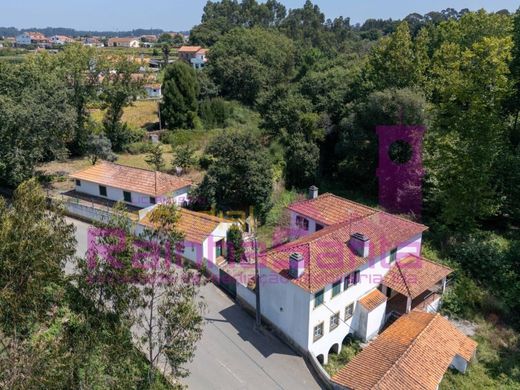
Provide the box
[253,219,261,328]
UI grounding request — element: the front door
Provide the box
[215,239,224,258]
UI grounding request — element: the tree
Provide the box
[207,27,295,105]
[145,143,165,171]
[56,44,103,155]
[365,22,422,90]
[285,133,319,189]
[86,134,117,165]
[160,62,200,129]
[138,204,204,383]
[100,57,142,151]
[173,145,196,173]
[0,57,76,186]
[194,131,273,220]
[0,179,76,336]
[226,225,244,263]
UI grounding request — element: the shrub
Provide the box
[125,142,153,155]
[199,98,233,129]
[227,225,245,263]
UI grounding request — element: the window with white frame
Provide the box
[296,215,309,231]
[313,322,324,341]
[345,303,354,321]
[344,270,361,290]
[330,312,340,331]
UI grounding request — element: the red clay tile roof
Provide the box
[141,208,230,244]
[288,193,378,226]
[260,211,427,293]
[178,45,202,53]
[382,255,453,299]
[332,311,477,390]
[70,161,191,197]
[358,289,387,312]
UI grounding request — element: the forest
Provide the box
[0,0,519,388]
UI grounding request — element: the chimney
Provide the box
[349,233,370,258]
[308,185,319,200]
[289,252,305,278]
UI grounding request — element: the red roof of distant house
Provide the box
[70,161,191,197]
[178,45,202,53]
[288,193,377,226]
[331,311,477,390]
[260,210,427,293]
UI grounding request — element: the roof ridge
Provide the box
[181,208,230,223]
[374,312,438,389]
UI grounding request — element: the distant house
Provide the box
[50,35,74,45]
[107,37,140,48]
[69,161,191,208]
[140,34,158,43]
[144,83,162,98]
[177,46,208,69]
[16,32,48,45]
[83,37,103,47]
[331,311,477,390]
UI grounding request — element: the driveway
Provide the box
[67,217,322,390]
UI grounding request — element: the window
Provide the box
[345,303,354,321]
[344,270,361,290]
[314,289,324,308]
[332,280,342,297]
[99,185,107,197]
[296,215,309,231]
[150,197,156,205]
[75,179,81,186]
[123,191,132,203]
[313,323,324,341]
[390,248,397,263]
[330,312,340,331]
[316,224,324,231]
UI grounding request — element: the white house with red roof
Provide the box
[256,188,453,365]
[70,161,191,208]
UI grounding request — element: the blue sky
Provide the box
[1,0,518,32]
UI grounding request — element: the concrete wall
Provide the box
[65,200,116,225]
[450,354,470,373]
[259,266,311,351]
[237,283,256,309]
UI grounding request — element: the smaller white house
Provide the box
[69,161,191,208]
[50,35,74,45]
[138,208,234,280]
[108,37,140,48]
[16,32,47,45]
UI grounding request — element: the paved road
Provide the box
[67,217,322,390]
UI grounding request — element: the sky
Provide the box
[1,0,518,32]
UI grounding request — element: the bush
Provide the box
[199,98,233,129]
[125,141,153,155]
[227,225,245,263]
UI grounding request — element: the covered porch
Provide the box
[380,255,453,318]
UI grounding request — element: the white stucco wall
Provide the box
[289,211,328,240]
[259,267,311,351]
[74,180,189,208]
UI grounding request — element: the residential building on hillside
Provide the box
[16,32,48,45]
[69,161,191,208]
[178,46,208,69]
[50,35,74,45]
[144,83,162,98]
[257,189,453,365]
[331,311,477,390]
[107,37,140,48]
[83,37,103,47]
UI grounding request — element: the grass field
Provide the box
[90,100,160,129]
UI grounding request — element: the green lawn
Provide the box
[323,338,362,377]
